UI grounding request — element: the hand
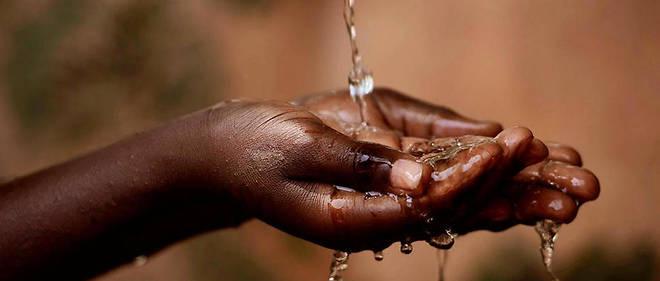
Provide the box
[296,88,599,238]
[295,87,503,145]
[456,142,600,233]
[0,87,598,280]
[402,137,600,235]
[181,89,549,251]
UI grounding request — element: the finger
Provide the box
[494,127,544,170]
[465,127,540,206]
[259,182,418,251]
[423,140,503,212]
[520,138,549,167]
[353,126,402,150]
[546,142,583,166]
[372,88,503,138]
[458,186,580,232]
[514,188,578,224]
[444,128,542,225]
[457,196,516,233]
[287,127,432,197]
[514,161,600,203]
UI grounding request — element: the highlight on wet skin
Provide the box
[321,120,599,281]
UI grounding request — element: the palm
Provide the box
[295,88,598,235]
[295,88,503,143]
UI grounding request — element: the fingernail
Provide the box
[390,159,424,193]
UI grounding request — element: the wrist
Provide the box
[148,108,251,226]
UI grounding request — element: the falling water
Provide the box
[436,250,449,281]
[343,0,374,126]
[535,220,561,281]
[328,251,350,281]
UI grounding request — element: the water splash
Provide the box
[419,137,495,169]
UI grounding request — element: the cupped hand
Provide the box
[457,142,600,233]
[182,88,598,252]
[184,98,428,251]
[298,88,599,240]
[401,136,600,235]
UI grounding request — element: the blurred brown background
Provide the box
[0,0,658,280]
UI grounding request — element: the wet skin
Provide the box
[297,89,599,245]
[0,88,599,280]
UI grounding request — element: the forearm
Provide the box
[0,116,246,280]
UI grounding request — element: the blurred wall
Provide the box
[0,0,658,281]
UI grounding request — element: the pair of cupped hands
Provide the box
[187,88,599,252]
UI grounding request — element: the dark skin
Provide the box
[297,89,598,236]
[0,88,599,281]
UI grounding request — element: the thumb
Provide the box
[286,129,432,197]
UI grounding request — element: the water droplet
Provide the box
[387,193,399,202]
[424,215,435,225]
[404,194,414,208]
[335,185,357,193]
[329,251,350,281]
[364,191,383,199]
[427,228,457,250]
[400,242,413,254]
[133,255,148,267]
[334,251,348,261]
[373,250,384,261]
